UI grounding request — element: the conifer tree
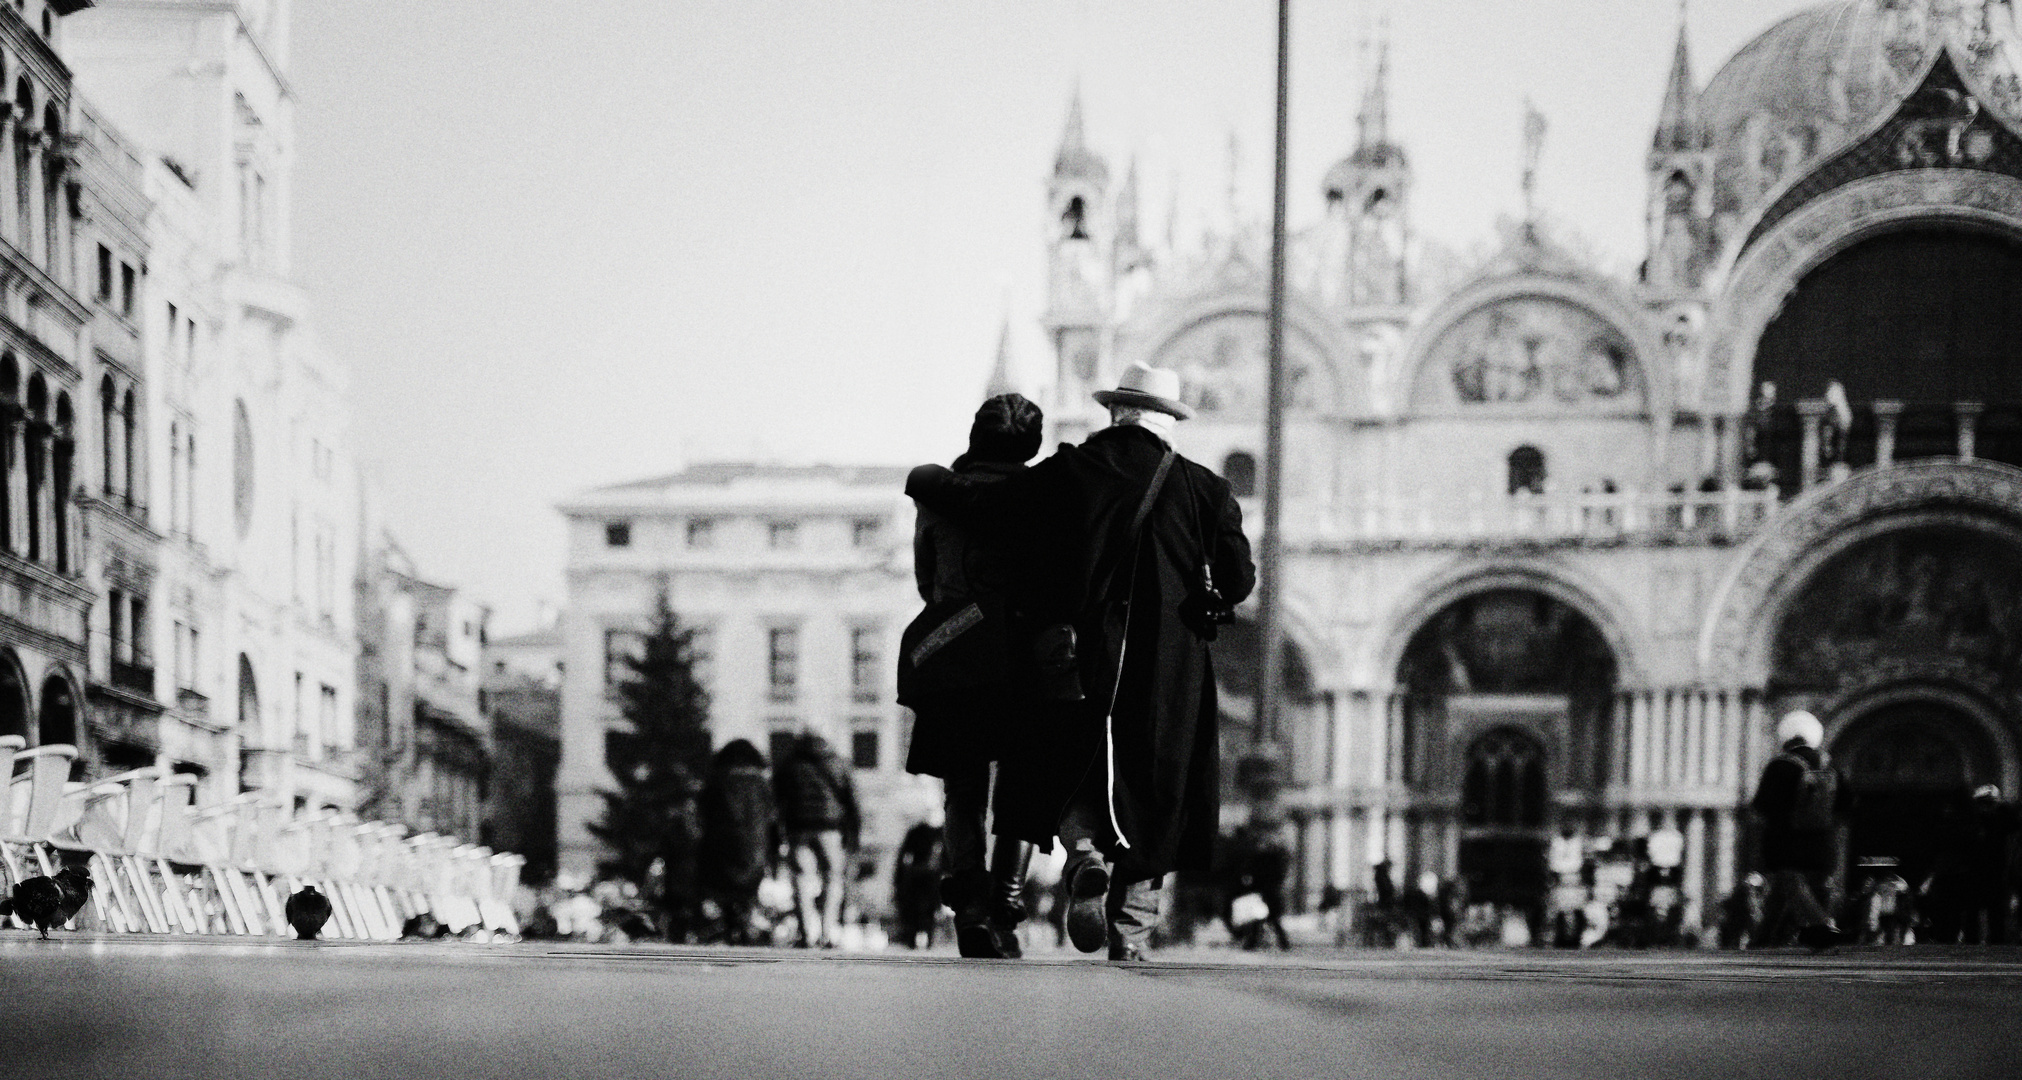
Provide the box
[589,592,713,933]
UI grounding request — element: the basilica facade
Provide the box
[1032,0,2022,926]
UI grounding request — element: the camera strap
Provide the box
[1099,446,1174,850]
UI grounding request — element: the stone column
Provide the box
[1956,401,1983,461]
[1873,400,1902,467]
[1629,690,1653,788]
[1713,808,1738,903]
[1683,808,1707,930]
[1796,399,1827,492]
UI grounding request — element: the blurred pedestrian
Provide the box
[1402,872,1438,948]
[1960,785,2019,944]
[698,739,777,946]
[1749,710,1852,951]
[1363,860,1399,948]
[773,730,860,948]
[1231,817,1292,951]
[906,363,1254,961]
[898,392,1044,958]
[892,819,945,949]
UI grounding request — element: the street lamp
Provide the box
[1245,0,1291,805]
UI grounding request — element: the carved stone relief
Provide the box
[1413,297,1642,411]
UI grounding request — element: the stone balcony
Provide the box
[1265,485,1783,547]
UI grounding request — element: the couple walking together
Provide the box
[902,362,1255,961]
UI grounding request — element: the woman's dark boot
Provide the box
[988,840,1034,959]
[941,869,1003,958]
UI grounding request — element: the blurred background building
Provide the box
[554,465,939,906]
[481,622,562,886]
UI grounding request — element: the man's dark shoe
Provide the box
[944,870,1006,958]
[1064,853,1110,954]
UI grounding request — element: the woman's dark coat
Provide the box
[904,459,1025,778]
[1749,744,1850,875]
[698,747,776,895]
[908,423,1254,883]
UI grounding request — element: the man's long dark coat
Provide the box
[907,423,1254,882]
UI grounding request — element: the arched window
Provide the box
[1062,195,1088,240]
[1507,445,1547,495]
[168,420,181,535]
[25,372,44,562]
[99,375,115,494]
[38,673,75,748]
[120,387,135,506]
[13,79,31,246]
[237,653,259,730]
[1461,727,1546,828]
[1221,450,1258,498]
[0,353,15,553]
[52,391,70,573]
[40,104,59,275]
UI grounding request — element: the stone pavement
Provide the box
[2,936,2019,1079]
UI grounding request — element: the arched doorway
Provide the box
[0,652,24,741]
[1769,522,2022,881]
[38,674,75,746]
[1750,227,2022,479]
[1396,587,1618,909]
[1833,699,2001,889]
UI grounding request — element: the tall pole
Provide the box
[1252,0,1290,772]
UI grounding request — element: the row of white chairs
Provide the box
[2,736,525,939]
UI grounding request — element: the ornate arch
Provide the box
[1366,557,1649,690]
[1819,678,2021,798]
[1704,169,2022,413]
[1389,269,1670,420]
[1697,459,2022,687]
[1117,285,1362,416]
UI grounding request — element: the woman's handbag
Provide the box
[896,593,1012,707]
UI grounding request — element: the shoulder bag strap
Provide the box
[1093,446,1174,853]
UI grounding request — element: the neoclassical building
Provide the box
[1032,0,2022,925]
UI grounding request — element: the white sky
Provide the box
[288,0,1827,630]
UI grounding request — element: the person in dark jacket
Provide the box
[892,820,945,949]
[698,739,776,945]
[1749,709,1853,951]
[773,731,859,948]
[905,393,1043,958]
[1959,784,2019,944]
[908,362,1255,960]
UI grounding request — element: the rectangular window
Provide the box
[96,245,112,301]
[185,318,197,368]
[321,684,340,753]
[850,626,881,703]
[604,521,631,548]
[850,722,881,771]
[107,587,127,664]
[166,302,178,357]
[130,596,148,665]
[119,262,135,317]
[293,672,308,754]
[767,626,799,702]
[852,518,881,547]
[767,521,797,550]
[686,518,715,549]
[603,628,645,688]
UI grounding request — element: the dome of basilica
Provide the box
[1695,1,1919,215]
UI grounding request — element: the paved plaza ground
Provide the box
[2,937,2019,1079]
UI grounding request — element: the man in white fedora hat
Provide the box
[906,361,1252,960]
[1749,708,1852,950]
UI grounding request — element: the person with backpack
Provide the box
[698,739,778,945]
[773,731,860,948]
[1749,709,1853,951]
[907,362,1254,959]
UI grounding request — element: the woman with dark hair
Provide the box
[904,392,1043,958]
[698,738,776,945]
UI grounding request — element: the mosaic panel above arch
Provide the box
[1699,459,2022,687]
[1408,295,1645,415]
[1146,308,1341,419]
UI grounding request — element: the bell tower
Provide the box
[1645,17,1714,293]
[1321,36,1410,309]
[1044,88,1112,446]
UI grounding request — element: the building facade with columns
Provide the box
[555,465,938,906]
[1026,1,2022,927]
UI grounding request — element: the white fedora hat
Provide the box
[1093,361,1194,420]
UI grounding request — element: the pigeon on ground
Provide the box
[284,885,333,940]
[3,866,94,939]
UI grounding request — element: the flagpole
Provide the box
[1252,0,1291,781]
